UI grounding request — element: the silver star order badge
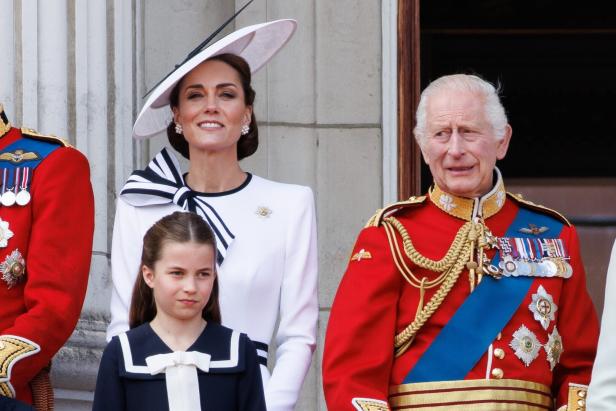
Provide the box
[545,326,564,371]
[510,324,541,367]
[1,249,26,288]
[529,285,557,330]
[0,218,14,247]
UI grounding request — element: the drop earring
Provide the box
[241,124,250,136]
[175,122,183,134]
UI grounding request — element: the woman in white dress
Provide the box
[106,20,318,411]
[588,239,616,410]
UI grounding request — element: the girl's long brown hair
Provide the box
[129,211,221,328]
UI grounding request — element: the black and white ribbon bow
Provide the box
[120,148,234,266]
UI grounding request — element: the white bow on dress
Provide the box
[146,351,211,411]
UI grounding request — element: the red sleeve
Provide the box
[552,225,599,407]
[323,226,399,410]
[1,147,94,395]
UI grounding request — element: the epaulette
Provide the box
[21,127,72,148]
[365,195,427,228]
[507,192,571,227]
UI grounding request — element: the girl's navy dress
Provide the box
[93,322,265,411]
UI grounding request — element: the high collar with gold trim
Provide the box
[0,104,11,138]
[429,168,507,221]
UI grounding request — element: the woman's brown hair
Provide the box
[167,53,258,161]
[129,211,221,328]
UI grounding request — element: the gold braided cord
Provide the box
[382,222,448,289]
[385,217,473,273]
[394,241,472,357]
[382,217,487,357]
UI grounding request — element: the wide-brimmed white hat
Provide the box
[133,19,297,139]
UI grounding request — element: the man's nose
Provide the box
[447,130,465,156]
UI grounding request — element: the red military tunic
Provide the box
[0,107,94,404]
[323,172,598,410]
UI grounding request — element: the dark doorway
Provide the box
[420,0,616,192]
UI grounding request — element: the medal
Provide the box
[562,261,573,278]
[0,249,26,288]
[1,190,15,207]
[0,218,14,247]
[0,168,13,206]
[15,167,31,206]
[544,326,564,371]
[516,261,532,276]
[529,285,557,330]
[15,190,30,206]
[510,324,541,367]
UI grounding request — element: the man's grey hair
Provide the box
[413,74,508,147]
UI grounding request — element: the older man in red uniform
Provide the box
[323,75,598,411]
[0,105,94,409]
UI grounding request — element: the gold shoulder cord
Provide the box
[383,217,495,357]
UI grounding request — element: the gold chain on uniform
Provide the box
[382,216,495,357]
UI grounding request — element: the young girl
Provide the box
[93,211,265,411]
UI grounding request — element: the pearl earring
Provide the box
[174,122,183,134]
[241,124,250,136]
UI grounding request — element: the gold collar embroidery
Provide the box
[0,105,11,138]
[429,168,506,221]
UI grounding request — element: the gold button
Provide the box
[491,368,504,379]
[0,341,4,350]
[494,348,505,359]
[578,390,587,398]
[577,399,586,407]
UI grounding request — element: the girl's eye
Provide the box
[197,271,212,278]
[169,271,183,276]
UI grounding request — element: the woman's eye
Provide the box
[187,92,202,100]
[220,91,235,99]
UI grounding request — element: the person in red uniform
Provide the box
[322,74,598,411]
[0,105,94,409]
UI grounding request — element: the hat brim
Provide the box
[133,19,297,139]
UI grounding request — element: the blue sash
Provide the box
[403,207,565,383]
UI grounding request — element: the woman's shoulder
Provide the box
[250,174,314,201]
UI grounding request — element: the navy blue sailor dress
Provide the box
[92,322,266,411]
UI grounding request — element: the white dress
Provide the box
[107,155,318,411]
[588,239,616,410]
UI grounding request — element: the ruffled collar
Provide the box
[429,168,507,221]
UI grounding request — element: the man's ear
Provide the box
[420,142,430,165]
[496,124,512,160]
